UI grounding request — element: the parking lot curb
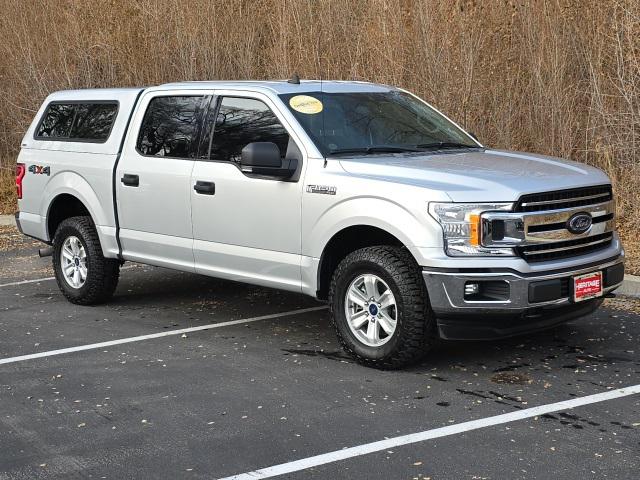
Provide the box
[0,214,15,226]
[618,274,640,298]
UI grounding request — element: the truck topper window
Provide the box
[35,102,119,143]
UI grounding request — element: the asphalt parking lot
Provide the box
[1,226,639,479]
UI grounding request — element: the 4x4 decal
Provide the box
[29,164,50,176]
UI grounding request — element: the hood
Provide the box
[337,149,610,202]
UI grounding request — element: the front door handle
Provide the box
[194,180,215,195]
[121,174,139,187]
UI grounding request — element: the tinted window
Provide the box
[137,96,203,158]
[71,103,118,140]
[208,97,289,163]
[36,102,118,141]
[279,91,478,157]
[36,104,75,139]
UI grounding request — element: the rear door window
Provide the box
[137,96,204,158]
[36,102,118,142]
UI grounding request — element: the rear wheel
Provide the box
[52,216,120,305]
[329,246,435,369]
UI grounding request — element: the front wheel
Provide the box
[329,246,435,369]
[52,216,120,305]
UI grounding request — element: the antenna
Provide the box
[288,73,300,84]
[314,27,327,167]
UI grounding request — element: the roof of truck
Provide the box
[155,80,395,94]
[44,80,395,100]
[26,80,397,153]
[45,87,144,100]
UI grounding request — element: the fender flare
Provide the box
[306,196,438,297]
[41,171,113,240]
[307,196,430,260]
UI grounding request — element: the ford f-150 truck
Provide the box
[15,80,625,368]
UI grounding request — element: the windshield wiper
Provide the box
[329,145,422,156]
[416,142,481,150]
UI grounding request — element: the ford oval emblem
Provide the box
[567,212,593,234]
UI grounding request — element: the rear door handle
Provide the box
[121,174,139,187]
[194,180,215,195]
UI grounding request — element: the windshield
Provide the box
[279,90,479,157]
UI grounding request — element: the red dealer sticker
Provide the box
[573,271,603,302]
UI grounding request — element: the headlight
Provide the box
[428,202,515,256]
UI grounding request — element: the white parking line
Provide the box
[0,265,142,288]
[0,306,327,366]
[0,276,56,288]
[219,384,640,480]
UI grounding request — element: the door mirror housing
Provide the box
[240,142,297,179]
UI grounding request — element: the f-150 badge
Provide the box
[306,185,337,195]
[29,165,50,176]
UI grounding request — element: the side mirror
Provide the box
[240,142,297,179]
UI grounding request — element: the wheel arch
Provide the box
[41,171,114,247]
[46,194,92,241]
[308,196,433,300]
[316,224,412,300]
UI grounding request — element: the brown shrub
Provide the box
[0,0,638,225]
[0,165,15,214]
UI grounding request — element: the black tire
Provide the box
[329,246,435,369]
[52,216,120,305]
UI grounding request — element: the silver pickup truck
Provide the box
[15,79,624,368]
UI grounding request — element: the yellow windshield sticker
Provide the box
[289,95,323,114]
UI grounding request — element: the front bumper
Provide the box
[423,255,624,340]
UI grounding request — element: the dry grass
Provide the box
[0,0,637,265]
[619,227,640,275]
[0,166,15,215]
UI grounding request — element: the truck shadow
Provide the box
[109,264,317,311]
[100,265,635,377]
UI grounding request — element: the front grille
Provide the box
[517,232,614,262]
[511,184,616,263]
[515,185,612,212]
[527,212,613,233]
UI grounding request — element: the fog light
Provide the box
[464,280,510,301]
[464,283,480,296]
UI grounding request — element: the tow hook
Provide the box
[38,246,54,258]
